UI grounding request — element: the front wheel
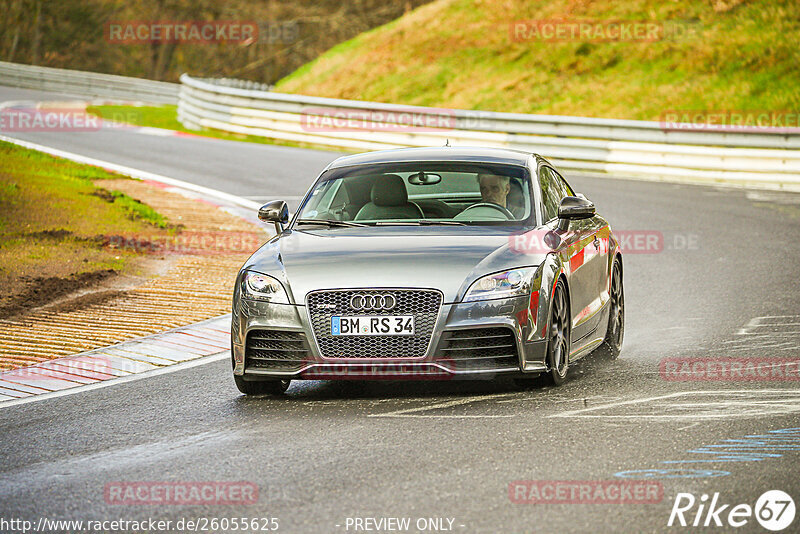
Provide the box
[543,280,570,386]
[597,258,624,360]
[234,375,291,395]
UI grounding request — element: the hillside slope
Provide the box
[276,0,800,120]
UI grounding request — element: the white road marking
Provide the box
[548,395,623,404]
[750,315,800,323]
[134,126,176,137]
[737,315,800,333]
[0,134,260,211]
[0,352,228,410]
[549,390,800,420]
[245,196,305,201]
[368,392,518,418]
[0,134,263,407]
[737,328,800,336]
[747,191,800,205]
[375,414,516,418]
[706,315,800,352]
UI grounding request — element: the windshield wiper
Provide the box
[295,219,368,228]
[418,219,466,226]
[373,220,466,226]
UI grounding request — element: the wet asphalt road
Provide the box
[1,87,800,533]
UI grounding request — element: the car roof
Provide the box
[327,146,542,169]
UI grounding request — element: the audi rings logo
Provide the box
[350,294,397,311]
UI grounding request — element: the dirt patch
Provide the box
[0,141,178,320]
[0,177,268,370]
[27,229,74,240]
[43,289,128,315]
[90,189,117,203]
[0,269,117,320]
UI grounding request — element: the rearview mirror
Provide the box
[258,200,289,234]
[408,171,442,185]
[557,196,595,230]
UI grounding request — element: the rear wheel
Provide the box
[543,280,570,386]
[597,258,624,360]
[234,375,290,395]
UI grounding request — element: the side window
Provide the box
[539,167,561,222]
[329,181,352,220]
[551,168,575,197]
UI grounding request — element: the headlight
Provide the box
[463,268,536,302]
[242,272,289,303]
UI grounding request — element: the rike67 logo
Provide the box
[668,490,795,531]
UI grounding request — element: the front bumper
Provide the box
[232,294,548,380]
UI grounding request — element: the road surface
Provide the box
[1,86,799,533]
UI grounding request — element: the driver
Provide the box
[477,173,511,208]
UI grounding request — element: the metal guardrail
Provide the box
[1,63,796,188]
[179,74,800,189]
[0,62,178,105]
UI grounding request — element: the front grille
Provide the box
[306,289,442,359]
[245,330,310,371]
[435,327,519,371]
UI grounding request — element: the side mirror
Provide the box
[258,200,289,234]
[557,196,595,230]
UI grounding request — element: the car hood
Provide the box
[242,226,548,304]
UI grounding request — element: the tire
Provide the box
[234,375,291,395]
[543,279,570,386]
[597,257,624,360]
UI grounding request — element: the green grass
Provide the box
[0,142,168,230]
[0,141,172,304]
[112,191,168,228]
[88,1,800,145]
[273,0,800,120]
[92,105,185,131]
[86,105,347,153]
[92,188,169,229]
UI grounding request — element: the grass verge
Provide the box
[274,0,800,120]
[0,140,172,317]
[86,105,345,153]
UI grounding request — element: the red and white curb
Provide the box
[0,105,264,408]
[0,126,265,409]
[0,315,230,406]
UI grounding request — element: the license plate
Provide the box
[331,315,414,336]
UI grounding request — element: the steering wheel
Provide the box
[455,202,515,221]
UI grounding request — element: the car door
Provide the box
[538,165,595,344]
[551,168,610,342]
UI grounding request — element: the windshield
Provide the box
[294,162,534,226]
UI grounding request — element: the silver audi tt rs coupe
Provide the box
[231,147,624,394]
